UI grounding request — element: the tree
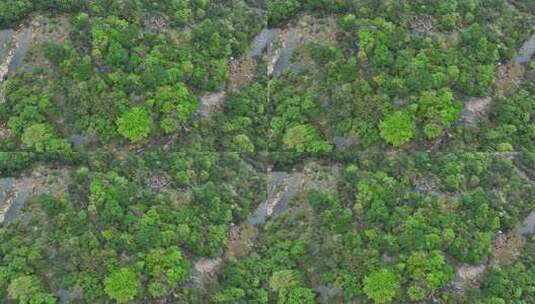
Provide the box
[277,287,316,304]
[269,270,301,291]
[148,281,167,299]
[379,111,414,146]
[212,288,246,302]
[458,64,495,96]
[416,88,461,139]
[481,261,535,302]
[283,124,332,152]
[150,83,198,134]
[7,275,56,303]
[232,134,255,152]
[144,247,191,288]
[404,251,453,301]
[21,123,71,152]
[363,269,399,303]
[372,43,394,68]
[341,14,357,31]
[21,123,54,151]
[8,276,40,301]
[269,270,315,304]
[116,107,152,142]
[268,0,301,24]
[0,0,33,25]
[104,268,140,303]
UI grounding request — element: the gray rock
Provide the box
[272,28,299,77]
[248,171,303,226]
[247,28,280,59]
[515,34,535,64]
[3,179,31,223]
[69,134,84,149]
[0,29,14,62]
[332,136,358,149]
[8,28,32,74]
[519,211,535,235]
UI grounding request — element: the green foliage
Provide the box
[341,14,357,31]
[456,241,535,303]
[143,246,191,297]
[0,1,33,25]
[268,0,301,25]
[371,43,394,68]
[481,262,535,302]
[0,152,34,174]
[116,107,152,142]
[379,111,414,146]
[483,88,535,150]
[211,287,246,302]
[478,244,535,303]
[277,287,316,303]
[0,1,534,303]
[416,88,461,139]
[204,153,534,303]
[232,134,255,152]
[404,251,453,300]
[2,152,533,303]
[269,269,301,291]
[363,269,399,303]
[1,0,531,153]
[266,0,532,149]
[7,275,56,303]
[148,84,198,134]
[283,124,333,152]
[0,0,264,151]
[104,268,139,303]
[21,123,71,152]
[0,0,82,26]
[0,152,266,302]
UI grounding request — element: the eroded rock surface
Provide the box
[461,96,494,125]
[452,263,487,291]
[519,211,535,235]
[198,91,227,117]
[249,171,304,225]
[190,257,223,284]
[248,28,280,59]
[0,27,29,82]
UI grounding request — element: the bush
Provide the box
[379,111,415,146]
[116,107,152,142]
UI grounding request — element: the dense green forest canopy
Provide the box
[0,0,534,303]
[0,0,266,152]
[0,0,533,152]
[267,0,534,151]
[199,152,534,303]
[1,151,533,303]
